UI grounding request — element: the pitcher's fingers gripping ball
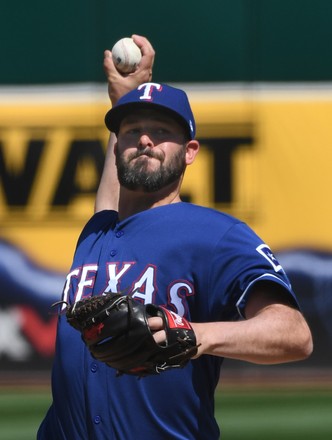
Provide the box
[65,292,199,377]
[111,37,142,73]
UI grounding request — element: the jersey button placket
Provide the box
[110,229,124,257]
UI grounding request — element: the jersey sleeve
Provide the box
[209,222,299,320]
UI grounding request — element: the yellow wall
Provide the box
[1,86,331,271]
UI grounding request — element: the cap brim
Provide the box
[105,102,149,133]
[105,102,193,139]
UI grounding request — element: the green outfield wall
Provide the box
[1,0,332,85]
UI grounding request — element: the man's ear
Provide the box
[185,140,200,165]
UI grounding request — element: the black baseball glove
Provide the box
[64,292,199,377]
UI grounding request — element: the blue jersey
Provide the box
[38,202,297,440]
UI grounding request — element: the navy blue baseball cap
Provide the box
[105,82,196,139]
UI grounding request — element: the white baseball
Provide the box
[111,38,142,74]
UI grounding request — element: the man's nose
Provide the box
[138,133,154,148]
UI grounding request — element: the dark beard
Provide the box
[116,147,186,192]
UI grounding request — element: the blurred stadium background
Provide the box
[0,0,331,438]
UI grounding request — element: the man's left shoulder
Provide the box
[180,203,240,225]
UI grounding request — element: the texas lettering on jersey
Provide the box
[61,262,195,318]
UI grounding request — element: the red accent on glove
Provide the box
[159,307,192,330]
[83,322,105,340]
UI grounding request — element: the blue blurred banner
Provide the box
[0,239,64,370]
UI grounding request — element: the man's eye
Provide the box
[122,127,170,137]
[125,128,140,135]
[154,128,169,135]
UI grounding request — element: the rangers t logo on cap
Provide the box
[137,82,162,101]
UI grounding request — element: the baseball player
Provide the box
[37,35,312,439]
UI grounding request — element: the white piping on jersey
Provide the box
[236,273,291,319]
